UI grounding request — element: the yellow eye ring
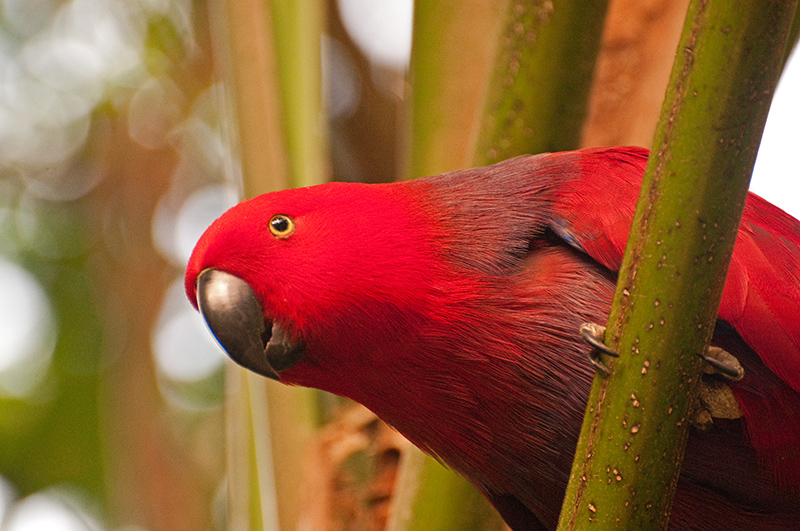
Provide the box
[268,214,295,238]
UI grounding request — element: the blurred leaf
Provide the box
[0,262,104,498]
[146,14,188,71]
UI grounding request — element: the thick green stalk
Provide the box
[211,0,290,197]
[558,1,798,530]
[387,449,506,531]
[473,0,610,165]
[238,3,327,526]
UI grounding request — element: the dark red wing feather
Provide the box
[720,194,800,395]
[546,146,800,486]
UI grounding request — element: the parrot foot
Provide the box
[700,346,744,381]
[580,324,744,382]
[580,322,618,374]
[691,378,744,430]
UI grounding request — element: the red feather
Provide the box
[186,146,800,530]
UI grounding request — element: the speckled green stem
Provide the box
[558,0,798,530]
[472,0,610,165]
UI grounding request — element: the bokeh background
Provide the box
[0,0,796,529]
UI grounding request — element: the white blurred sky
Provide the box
[750,47,800,218]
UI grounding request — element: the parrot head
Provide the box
[185,180,445,388]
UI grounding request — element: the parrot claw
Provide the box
[580,322,618,374]
[579,324,743,381]
[700,346,744,381]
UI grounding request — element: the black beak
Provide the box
[195,268,306,380]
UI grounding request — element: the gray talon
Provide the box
[580,322,618,374]
[701,346,744,381]
[578,323,744,381]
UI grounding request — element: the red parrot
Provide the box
[185,147,800,531]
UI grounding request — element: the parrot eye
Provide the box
[269,214,295,238]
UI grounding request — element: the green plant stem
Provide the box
[397,2,514,528]
[269,0,328,188]
[473,0,610,165]
[558,1,799,529]
[405,1,508,179]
